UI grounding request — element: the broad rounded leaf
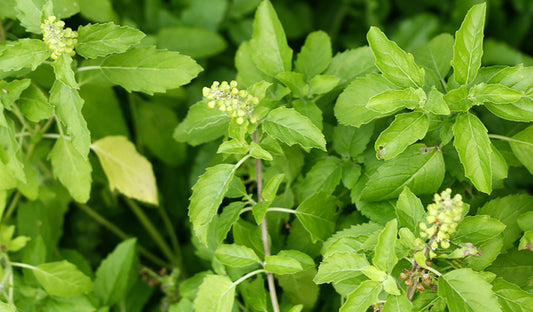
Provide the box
[340,280,382,312]
[77,23,146,59]
[173,101,230,146]
[264,255,303,275]
[295,192,337,242]
[0,39,49,71]
[91,136,158,205]
[314,252,370,284]
[295,31,332,79]
[215,244,260,267]
[34,261,93,297]
[193,275,235,312]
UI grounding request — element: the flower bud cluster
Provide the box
[41,16,78,60]
[416,188,463,252]
[202,81,259,125]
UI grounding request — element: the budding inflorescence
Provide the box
[415,188,464,255]
[202,81,259,125]
[41,16,78,60]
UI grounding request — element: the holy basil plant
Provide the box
[175,1,533,311]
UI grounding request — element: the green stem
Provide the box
[232,269,266,288]
[156,203,185,276]
[124,198,177,266]
[488,134,533,147]
[253,131,280,312]
[239,206,295,216]
[76,203,169,267]
[2,192,21,224]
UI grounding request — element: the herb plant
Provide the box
[1,0,532,311]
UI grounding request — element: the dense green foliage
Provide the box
[0,0,533,311]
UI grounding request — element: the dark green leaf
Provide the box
[492,278,533,312]
[298,156,342,201]
[157,27,226,59]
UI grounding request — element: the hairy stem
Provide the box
[253,131,280,312]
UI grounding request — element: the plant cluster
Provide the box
[0,0,532,311]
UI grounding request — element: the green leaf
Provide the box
[76,23,145,59]
[295,31,332,80]
[49,137,92,203]
[52,54,78,89]
[478,194,533,250]
[157,26,226,59]
[78,0,117,22]
[382,275,401,296]
[277,250,314,270]
[240,275,267,312]
[322,222,383,258]
[395,187,425,232]
[218,139,249,156]
[488,250,533,288]
[518,230,533,251]
[367,26,425,88]
[424,87,450,115]
[314,251,370,284]
[264,255,303,275]
[517,212,533,232]
[0,79,31,109]
[49,81,91,157]
[41,295,96,312]
[34,261,93,297]
[278,268,319,309]
[492,278,533,312]
[340,280,382,312]
[215,244,260,267]
[188,164,237,244]
[15,0,45,33]
[508,125,533,174]
[413,33,454,90]
[382,293,413,312]
[263,107,326,151]
[453,215,506,245]
[333,123,374,159]
[78,46,202,95]
[373,219,398,273]
[308,75,339,95]
[451,3,486,85]
[215,202,245,244]
[445,85,473,112]
[361,144,445,201]
[193,275,235,312]
[173,101,230,146]
[91,136,158,205]
[469,83,523,105]
[453,112,492,194]
[491,143,508,180]
[438,268,501,312]
[0,301,15,312]
[366,87,426,114]
[324,46,377,88]
[0,39,49,71]
[249,142,272,161]
[0,121,26,183]
[298,156,342,201]
[375,111,429,160]
[249,0,292,76]
[334,74,397,127]
[295,192,337,242]
[94,238,138,306]
[262,173,284,202]
[361,265,387,282]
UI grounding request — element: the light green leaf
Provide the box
[215,244,260,267]
[173,101,230,146]
[314,251,370,284]
[94,238,137,306]
[438,268,501,312]
[518,230,533,251]
[49,137,92,203]
[324,46,377,88]
[333,123,374,159]
[334,74,397,127]
[489,250,533,288]
[366,87,426,114]
[262,173,284,202]
[91,136,158,205]
[340,280,382,312]
[382,293,413,312]
[235,41,270,87]
[295,31,332,80]
[278,268,319,309]
[508,125,533,174]
[517,212,533,232]
[308,75,339,95]
[492,278,533,312]
[249,142,272,161]
[264,255,303,275]
[382,275,401,295]
[375,111,429,160]
[396,187,425,232]
[52,54,78,89]
[321,222,383,258]
[0,79,31,109]
[34,261,93,297]
[193,275,235,312]
[240,275,267,312]
[15,0,45,33]
[277,250,314,270]
[361,144,445,201]
[77,23,145,59]
[491,144,508,180]
[361,265,387,282]
[373,219,398,273]
[249,0,292,76]
[469,83,523,105]
[454,215,506,245]
[451,3,486,85]
[78,46,202,95]
[295,192,337,242]
[367,26,425,88]
[298,156,342,201]
[188,164,237,244]
[0,301,15,312]
[424,87,450,115]
[0,39,49,71]
[445,85,473,112]
[292,99,323,130]
[413,33,454,90]
[78,0,118,22]
[263,107,326,151]
[0,121,26,183]
[453,112,492,194]
[157,26,226,59]
[49,81,91,157]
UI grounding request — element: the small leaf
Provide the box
[382,275,401,296]
[453,112,492,194]
[295,192,337,242]
[508,125,533,174]
[193,275,235,312]
[91,136,158,205]
[49,137,92,203]
[373,219,398,273]
[361,265,387,282]
[367,26,425,88]
[263,107,326,151]
[295,31,332,80]
[314,252,370,284]
[424,87,450,115]
[382,293,413,312]
[264,255,303,275]
[469,83,523,105]
[451,3,486,85]
[438,268,501,312]
[52,54,78,89]
[518,230,533,251]
[367,88,426,114]
[395,187,425,233]
[445,85,473,112]
[215,244,260,267]
[262,174,284,202]
[308,75,339,95]
[77,23,146,59]
[188,164,237,244]
[0,39,49,71]
[249,142,272,161]
[374,111,429,160]
[34,261,93,297]
[340,280,382,312]
[277,250,315,270]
